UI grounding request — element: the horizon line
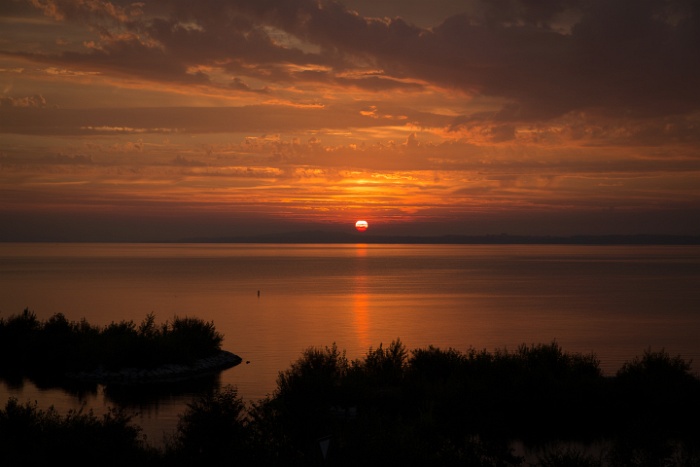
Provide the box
[4,232,699,245]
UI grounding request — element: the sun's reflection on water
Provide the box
[352,244,371,350]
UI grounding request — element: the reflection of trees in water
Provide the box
[102,373,222,407]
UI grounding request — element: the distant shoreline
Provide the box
[3,233,700,245]
[180,233,700,245]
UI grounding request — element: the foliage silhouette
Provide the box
[0,309,225,384]
[0,397,159,465]
[162,386,253,466]
[2,313,700,465]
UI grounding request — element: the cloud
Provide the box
[0,93,48,107]
[0,102,450,136]
[230,0,700,120]
[229,77,269,93]
[27,0,144,23]
[8,0,698,125]
[0,153,93,165]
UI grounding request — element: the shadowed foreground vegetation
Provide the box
[2,311,700,466]
[0,309,225,385]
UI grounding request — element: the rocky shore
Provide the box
[66,350,242,385]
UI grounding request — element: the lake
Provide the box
[1,242,699,448]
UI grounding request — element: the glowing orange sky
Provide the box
[1,0,700,240]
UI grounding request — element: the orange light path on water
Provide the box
[352,245,371,349]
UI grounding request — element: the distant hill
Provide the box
[180,231,700,245]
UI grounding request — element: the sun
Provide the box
[355,220,368,232]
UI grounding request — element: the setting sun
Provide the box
[355,220,369,232]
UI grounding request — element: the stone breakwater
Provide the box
[66,350,242,385]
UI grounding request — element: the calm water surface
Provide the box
[1,243,699,447]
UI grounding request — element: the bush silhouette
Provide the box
[2,315,700,466]
[0,398,158,465]
[164,386,251,466]
[0,309,226,383]
[613,348,700,441]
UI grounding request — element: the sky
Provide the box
[1,0,700,241]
